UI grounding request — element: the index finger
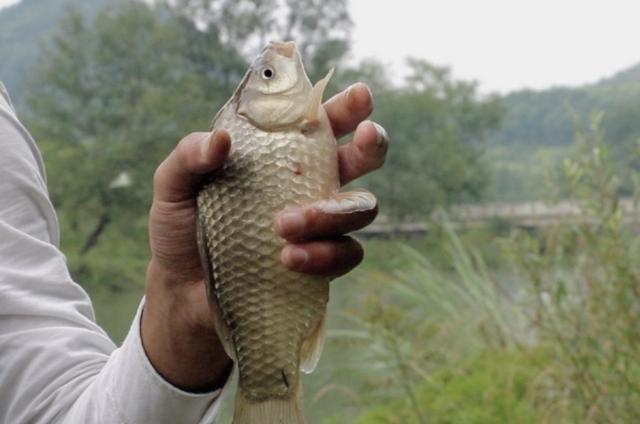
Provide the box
[324,82,374,139]
[153,130,231,203]
[274,190,378,241]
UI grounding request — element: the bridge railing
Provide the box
[358,198,640,237]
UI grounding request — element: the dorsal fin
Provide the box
[301,68,334,131]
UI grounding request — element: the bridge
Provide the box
[358,198,640,237]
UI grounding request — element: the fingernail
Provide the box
[372,122,389,147]
[277,212,306,238]
[346,82,372,110]
[200,132,213,158]
[284,246,309,268]
[344,83,356,99]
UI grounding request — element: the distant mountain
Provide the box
[487,62,640,202]
[0,0,110,108]
[492,62,640,147]
[597,62,640,87]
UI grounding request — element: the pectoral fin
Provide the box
[301,68,335,131]
[300,314,327,374]
[313,189,378,215]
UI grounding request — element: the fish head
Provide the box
[236,41,332,131]
[246,41,306,95]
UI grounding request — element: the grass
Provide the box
[325,229,540,423]
[354,349,547,424]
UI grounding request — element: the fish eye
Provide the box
[261,67,275,80]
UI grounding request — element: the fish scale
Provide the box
[198,100,338,403]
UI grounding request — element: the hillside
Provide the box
[0,0,110,108]
[599,62,640,87]
[487,62,640,201]
[492,63,640,148]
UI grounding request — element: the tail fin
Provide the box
[233,383,305,424]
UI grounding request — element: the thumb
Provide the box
[153,130,231,203]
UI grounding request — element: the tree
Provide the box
[0,0,111,109]
[356,59,503,219]
[168,0,351,79]
[27,1,246,263]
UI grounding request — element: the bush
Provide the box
[355,349,545,424]
[347,115,640,423]
[509,115,640,422]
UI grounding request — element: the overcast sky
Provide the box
[349,0,640,93]
[2,0,639,93]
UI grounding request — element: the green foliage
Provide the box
[332,224,533,423]
[491,88,596,148]
[171,0,351,81]
[26,1,246,283]
[487,65,640,201]
[508,116,640,422]
[354,350,544,424]
[87,284,144,343]
[345,117,640,423]
[492,66,640,149]
[359,59,503,219]
[602,96,640,183]
[486,64,640,202]
[334,59,392,94]
[0,0,111,109]
[487,144,571,202]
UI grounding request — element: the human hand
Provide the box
[141,83,388,392]
[274,83,387,276]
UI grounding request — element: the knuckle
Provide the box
[176,136,193,157]
[178,132,205,156]
[185,131,205,143]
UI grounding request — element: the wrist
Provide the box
[142,259,233,392]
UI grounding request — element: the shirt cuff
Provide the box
[107,299,230,424]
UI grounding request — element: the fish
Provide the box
[196,41,373,423]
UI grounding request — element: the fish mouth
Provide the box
[267,41,297,58]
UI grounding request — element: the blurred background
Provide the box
[1,0,639,422]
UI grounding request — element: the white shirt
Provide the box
[0,83,226,423]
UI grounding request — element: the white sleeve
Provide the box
[0,83,228,424]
